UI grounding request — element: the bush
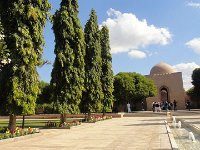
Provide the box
[83,115,112,123]
[0,127,6,133]
[44,120,81,129]
[35,103,55,114]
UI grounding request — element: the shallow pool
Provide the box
[171,126,200,150]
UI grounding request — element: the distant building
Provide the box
[146,62,186,110]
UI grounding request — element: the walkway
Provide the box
[0,116,171,150]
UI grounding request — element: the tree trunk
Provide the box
[102,106,105,117]
[53,101,56,113]
[87,112,91,121]
[22,115,25,129]
[102,112,105,117]
[8,114,16,134]
[84,112,87,121]
[60,113,67,123]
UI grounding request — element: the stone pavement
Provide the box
[0,116,172,150]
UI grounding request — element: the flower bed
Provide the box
[0,127,39,140]
[44,120,81,129]
[83,115,112,123]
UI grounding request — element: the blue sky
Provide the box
[38,0,200,90]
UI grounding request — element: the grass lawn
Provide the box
[0,119,75,128]
[0,118,82,140]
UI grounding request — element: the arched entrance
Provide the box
[160,87,169,102]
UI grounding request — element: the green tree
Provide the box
[37,81,51,104]
[113,72,157,111]
[82,9,103,118]
[0,21,10,66]
[100,26,114,115]
[35,81,53,114]
[50,0,85,122]
[187,68,200,102]
[114,73,134,106]
[192,68,200,89]
[0,0,50,131]
[186,87,196,97]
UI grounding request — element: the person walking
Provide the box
[127,103,131,113]
[186,100,191,111]
[152,102,155,112]
[141,101,144,111]
[165,101,168,111]
[173,100,177,111]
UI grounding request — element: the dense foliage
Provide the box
[0,0,51,115]
[50,0,85,114]
[192,68,200,89]
[82,9,103,114]
[0,22,9,63]
[100,26,114,113]
[37,81,51,104]
[113,72,157,107]
[187,68,200,99]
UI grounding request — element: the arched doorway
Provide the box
[160,87,169,102]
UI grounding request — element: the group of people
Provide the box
[126,100,191,113]
[152,100,177,112]
[152,102,161,112]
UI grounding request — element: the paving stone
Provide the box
[0,116,172,150]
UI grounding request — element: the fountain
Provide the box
[172,116,176,123]
[169,116,200,149]
[177,121,181,129]
[172,116,177,128]
[189,132,196,142]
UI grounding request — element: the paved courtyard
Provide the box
[0,116,171,150]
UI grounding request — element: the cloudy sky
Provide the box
[38,0,200,90]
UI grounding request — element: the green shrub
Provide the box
[0,127,6,133]
[35,103,55,114]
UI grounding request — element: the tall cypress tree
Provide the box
[0,21,9,65]
[50,0,85,120]
[100,26,114,115]
[83,9,103,118]
[0,0,50,131]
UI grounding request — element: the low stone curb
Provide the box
[0,119,111,145]
[42,126,71,129]
[0,132,42,144]
[164,120,179,150]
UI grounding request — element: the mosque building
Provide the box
[146,62,186,110]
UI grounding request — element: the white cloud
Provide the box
[128,50,147,59]
[173,62,200,90]
[186,38,200,54]
[102,8,172,54]
[187,2,200,8]
[145,50,158,57]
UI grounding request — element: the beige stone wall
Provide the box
[146,72,186,110]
